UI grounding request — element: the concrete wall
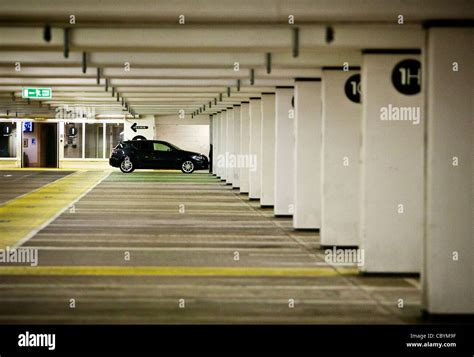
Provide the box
[155,115,209,156]
[360,53,424,273]
[22,127,40,167]
[321,70,361,246]
[423,27,474,314]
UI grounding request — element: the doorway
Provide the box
[22,122,58,168]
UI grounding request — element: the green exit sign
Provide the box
[22,88,52,99]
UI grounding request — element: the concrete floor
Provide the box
[0,170,74,204]
[0,170,422,324]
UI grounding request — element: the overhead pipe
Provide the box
[63,28,70,58]
[326,26,335,44]
[266,52,272,74]
[292,27,299,58]
[43,24,52,42]
[82,52,87,74]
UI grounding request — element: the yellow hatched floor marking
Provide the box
[0,170,110,250]
[0,266,358,277]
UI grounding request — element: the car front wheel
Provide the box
[181,160,195,174]
[120,156,135,173]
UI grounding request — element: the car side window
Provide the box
[131,142,152,151]
[153,143,172,152]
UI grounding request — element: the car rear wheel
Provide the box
[181,160,195,174]
[120,156,135,173]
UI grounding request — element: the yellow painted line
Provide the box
[0,266,358,277]
[0,170,110,249]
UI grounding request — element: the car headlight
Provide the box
[191,155,204,161]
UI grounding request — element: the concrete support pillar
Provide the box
[215,112,223,178]
[274,87,294,215]
[360,50,424,273]
[210,114,215,175]
[239,102,250,194]
[321,69,361,246]
[249,98,262,199]
[232,105,241,188]
[260,93,276,207]
[423,26,474,314]
[225,108,234,184]
[215,113,222,177]
[220,109,227,181]
[294,79,322,229]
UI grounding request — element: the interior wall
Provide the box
[155,115,210,156]
[22,124,40,167]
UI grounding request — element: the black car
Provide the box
[109,140,209,174]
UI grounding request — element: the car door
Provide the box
[151,142,176,169]
[131,141,153,168]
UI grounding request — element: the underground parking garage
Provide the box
[0,0,473,354]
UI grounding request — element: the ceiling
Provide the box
[0,0,471,119]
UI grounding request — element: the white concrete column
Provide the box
[321,69,362,246]
[232,104,241,188]
[360,51,424,273]
[220,109,227,181]
[249,98,262,199]
[260,93,276,207]
[423,26,474,314]
[210,114,216,175]
[225,108,234,184]
[274,87,294,216]
[239,102,250,194]
[215,112,222,178]
[294,79,322,229]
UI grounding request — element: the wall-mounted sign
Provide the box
[22,121,33,132]
[344,73,361,103]
[392,59,421,95]
[131,122,149,133]
[22,87,52,99]
[68,126,78,136]
[2,125,11,135]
